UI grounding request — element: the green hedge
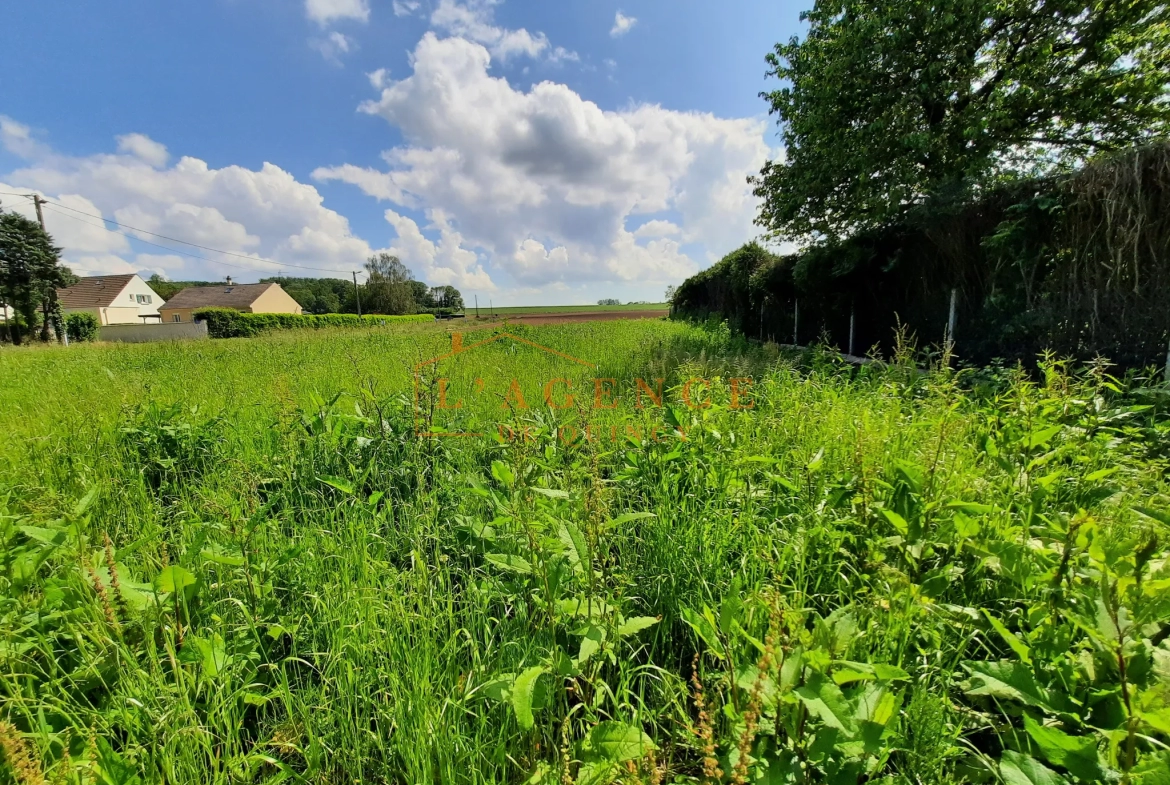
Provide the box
[64,312,100,342]
[192,308,434,338]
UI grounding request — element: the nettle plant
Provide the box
[459,456,664,785]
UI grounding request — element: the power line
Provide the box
[4,191,360,276]
[39,205,263,274]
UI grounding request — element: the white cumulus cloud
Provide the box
[311,31,356,63]
[0,124,409,284]
[430,0,575,62]
[610,11,637,37]
[305,0,369,25]
[115,134,169,168]
[314,33,769,289]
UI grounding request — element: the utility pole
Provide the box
[352,271,362,317]
[475,295,479,319]
[29,194,46,231]
[848,303,855,357]
[28,194,67,345]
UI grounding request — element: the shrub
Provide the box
[65,311,99,342]
[192,308,434,338]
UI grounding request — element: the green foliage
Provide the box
[1,321,1169,783]
[672,242,784,335]
[261,276,353,315]
[680,143,1170,367]
[754,0,1170,242]
[192,307,434,337]
[64,311,99,342]
[145,274,216,302]
[0,210,71,345]
[364,253,416,315]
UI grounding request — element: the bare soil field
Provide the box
[472,308,669,325]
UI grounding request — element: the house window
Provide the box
[135,294,152,304]
[172,314,182,323]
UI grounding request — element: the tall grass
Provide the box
[1,320,1169,784]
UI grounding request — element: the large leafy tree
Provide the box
[363,253,416,315]
[754,0,1170,242]
[0,210,71,344]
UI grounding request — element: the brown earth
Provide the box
[469,309,669,326]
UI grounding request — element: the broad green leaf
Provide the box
[873,663,910,682]
[18,525,67,547]
[983,610,1032,664]
[1026,426,1062,449]
[577,625,605,665]
[962,661,1053,711]
[1000,750,1067,785]
[154,565,197,595]
[617,616,659,637]
[316,475,355,495]
[1023,715,1104,782]
[511,665,545,731]
[881,509,909,536]
[491,460,515,489]
[1130,753,1170,785]
[484,553,533,575]
[587,721,657,763]
[794,671,856,734]
[476,674,514,703]
[187,633,229,677]
[558,522,589,573]
[575,762,619,785]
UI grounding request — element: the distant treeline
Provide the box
[673,142,1170,368]
[147,274,463,316]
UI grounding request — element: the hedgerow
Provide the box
[192,307,434,338]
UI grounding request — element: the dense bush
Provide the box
[64,311,99,342]
[677,143,1170,367]
[193,308,434,338]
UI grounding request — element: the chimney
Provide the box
[226,276,233,287]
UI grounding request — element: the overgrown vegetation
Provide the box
[677,143,1170,367]
[192,307,434,337]
[2,320,1169,783]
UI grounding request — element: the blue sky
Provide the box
[0,0,806,304]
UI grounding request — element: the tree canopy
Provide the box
[753,0,1170,243]
[0,210,73,344]
[363,253,417,315]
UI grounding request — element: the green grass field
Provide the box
[2,320,1170,784]
[470,303,669,316]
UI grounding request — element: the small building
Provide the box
[57,274,163,325]
[158,281,303,323]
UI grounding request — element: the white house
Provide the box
[57,274,164,325]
